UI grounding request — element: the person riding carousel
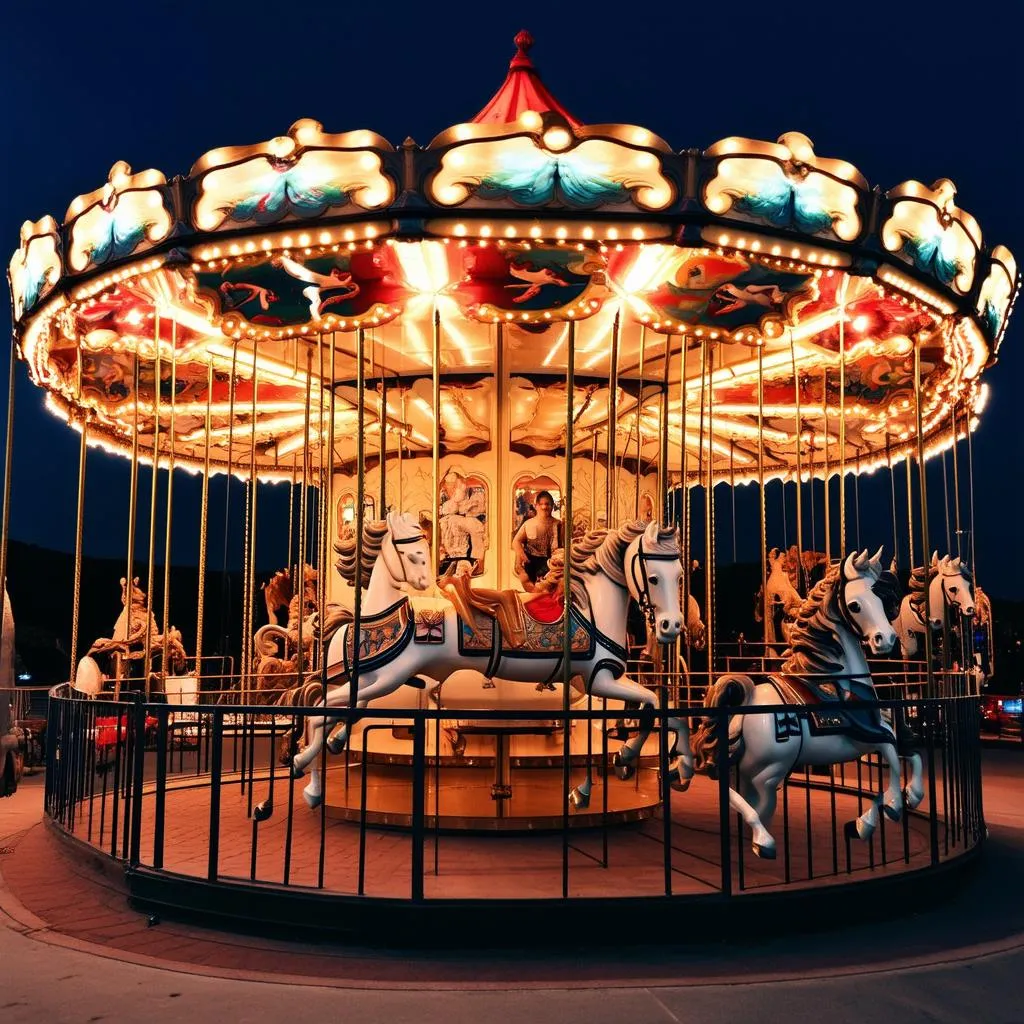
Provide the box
[512,491,563,592]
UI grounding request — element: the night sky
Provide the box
[2,1,1022,597]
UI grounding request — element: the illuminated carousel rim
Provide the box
[7,31,1019,484]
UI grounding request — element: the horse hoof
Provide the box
[303,788,323,809]
[883,802,903,823]
[291,759,305,779]
[253,800,273,822]
[752,842,776,860]
[612,755,635,782]
[671,775,691,793]
[904,786,924,810]
[569,787,590,810]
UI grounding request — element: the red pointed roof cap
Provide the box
[472,31,581,128]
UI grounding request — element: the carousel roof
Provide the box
[7,32,1018,483]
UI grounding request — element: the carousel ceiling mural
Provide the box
[8,31,1016,483]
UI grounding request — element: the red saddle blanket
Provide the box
[94,714,158,750]
[522,591,564,624]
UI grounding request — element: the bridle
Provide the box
[628,536,679,628]
[381,531,425,585]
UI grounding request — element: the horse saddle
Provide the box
[444,573,567,649]
[766,674,893,746]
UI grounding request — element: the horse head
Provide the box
[382,510,432,591]
[938,554,975,619]
[841,547,897,655]
[626,521,683,644]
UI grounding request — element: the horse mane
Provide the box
[567,520,677,610]
[781,563,845,676]
[334,520,389,590]
[908,564,931,619]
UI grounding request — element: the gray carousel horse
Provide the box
[692,548,926,859]
[891,552,975,659]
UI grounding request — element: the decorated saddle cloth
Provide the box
[766,674,893,746]
[334,599,414,676]
[458,594,592,658]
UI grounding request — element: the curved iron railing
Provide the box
[43,679,984,932]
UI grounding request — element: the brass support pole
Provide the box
[561,319,575,899]
[70,347,88,677]
[143,321,161,690]
[160,324,178,692]
[702,340,715,674]
[297,348,313,696]
[679,338,690,666]
[606,312,620,524]
[118,354,142,702]
[822,370,831,566]
[837,276,848,560]
[950,405,963,559]
[634,325,646,517]
[659,334,670,522]
[431,310,441,586]
[195,363,213,675]
[905,453,915,570]
[351,329,366,712]
[914,339,935,699]
[791,334,804,594]
[758,343,768,645]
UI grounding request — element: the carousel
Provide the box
[8,32,1015,935]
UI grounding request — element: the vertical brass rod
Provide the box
[297,348,313,698]
[244,350,259,690]
[70,344,88,677]
[590,432,598,530]
[905,453,915,570]
[351,330,366,713]
[822,369,831,566]
[606,312,620,524]
[195,363,213,675]
[950,405,963,558]
[791,333,804,594]
[758,343,768,646]
[659,334,670,522]
[143,318,162,688]
[561,320,575,899]
[914,340,935,699]
[885,433,898,567]
[379,353,387,516]
[315,334,326,670]
[837,276,848,560]
[679,338,690,668]
[634,325,646,517]
[160,323,178,693]
[431,310,441,587]
[702,340,715,675]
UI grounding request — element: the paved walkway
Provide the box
[1,748,1022,1022]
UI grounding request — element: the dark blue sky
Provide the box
[2,1,1022,596]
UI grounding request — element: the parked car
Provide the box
[981,694,1023,735]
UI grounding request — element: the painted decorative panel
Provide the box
[66,162,172,272]
[976,244,1017,343]
[704,133,865,241]
[430,124,673,211]
[191,119,394,231]
[8,217,61,321]
[881,179,981,295]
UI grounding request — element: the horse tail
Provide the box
[690,674,754,778]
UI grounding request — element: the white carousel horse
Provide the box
[263,512,690,813]
[891,552,975,659]
[692,548,925,859]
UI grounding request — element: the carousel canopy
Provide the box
[7,32,1018,482]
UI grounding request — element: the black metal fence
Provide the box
[43,680,985,932]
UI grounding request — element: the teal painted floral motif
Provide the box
[734,178,835,234]
[982,298,1002,336]
[85,211,156,266]
[22,263,49,313]
[476,150,628,206]
[902,231,963,286]
[222,164,352,224]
